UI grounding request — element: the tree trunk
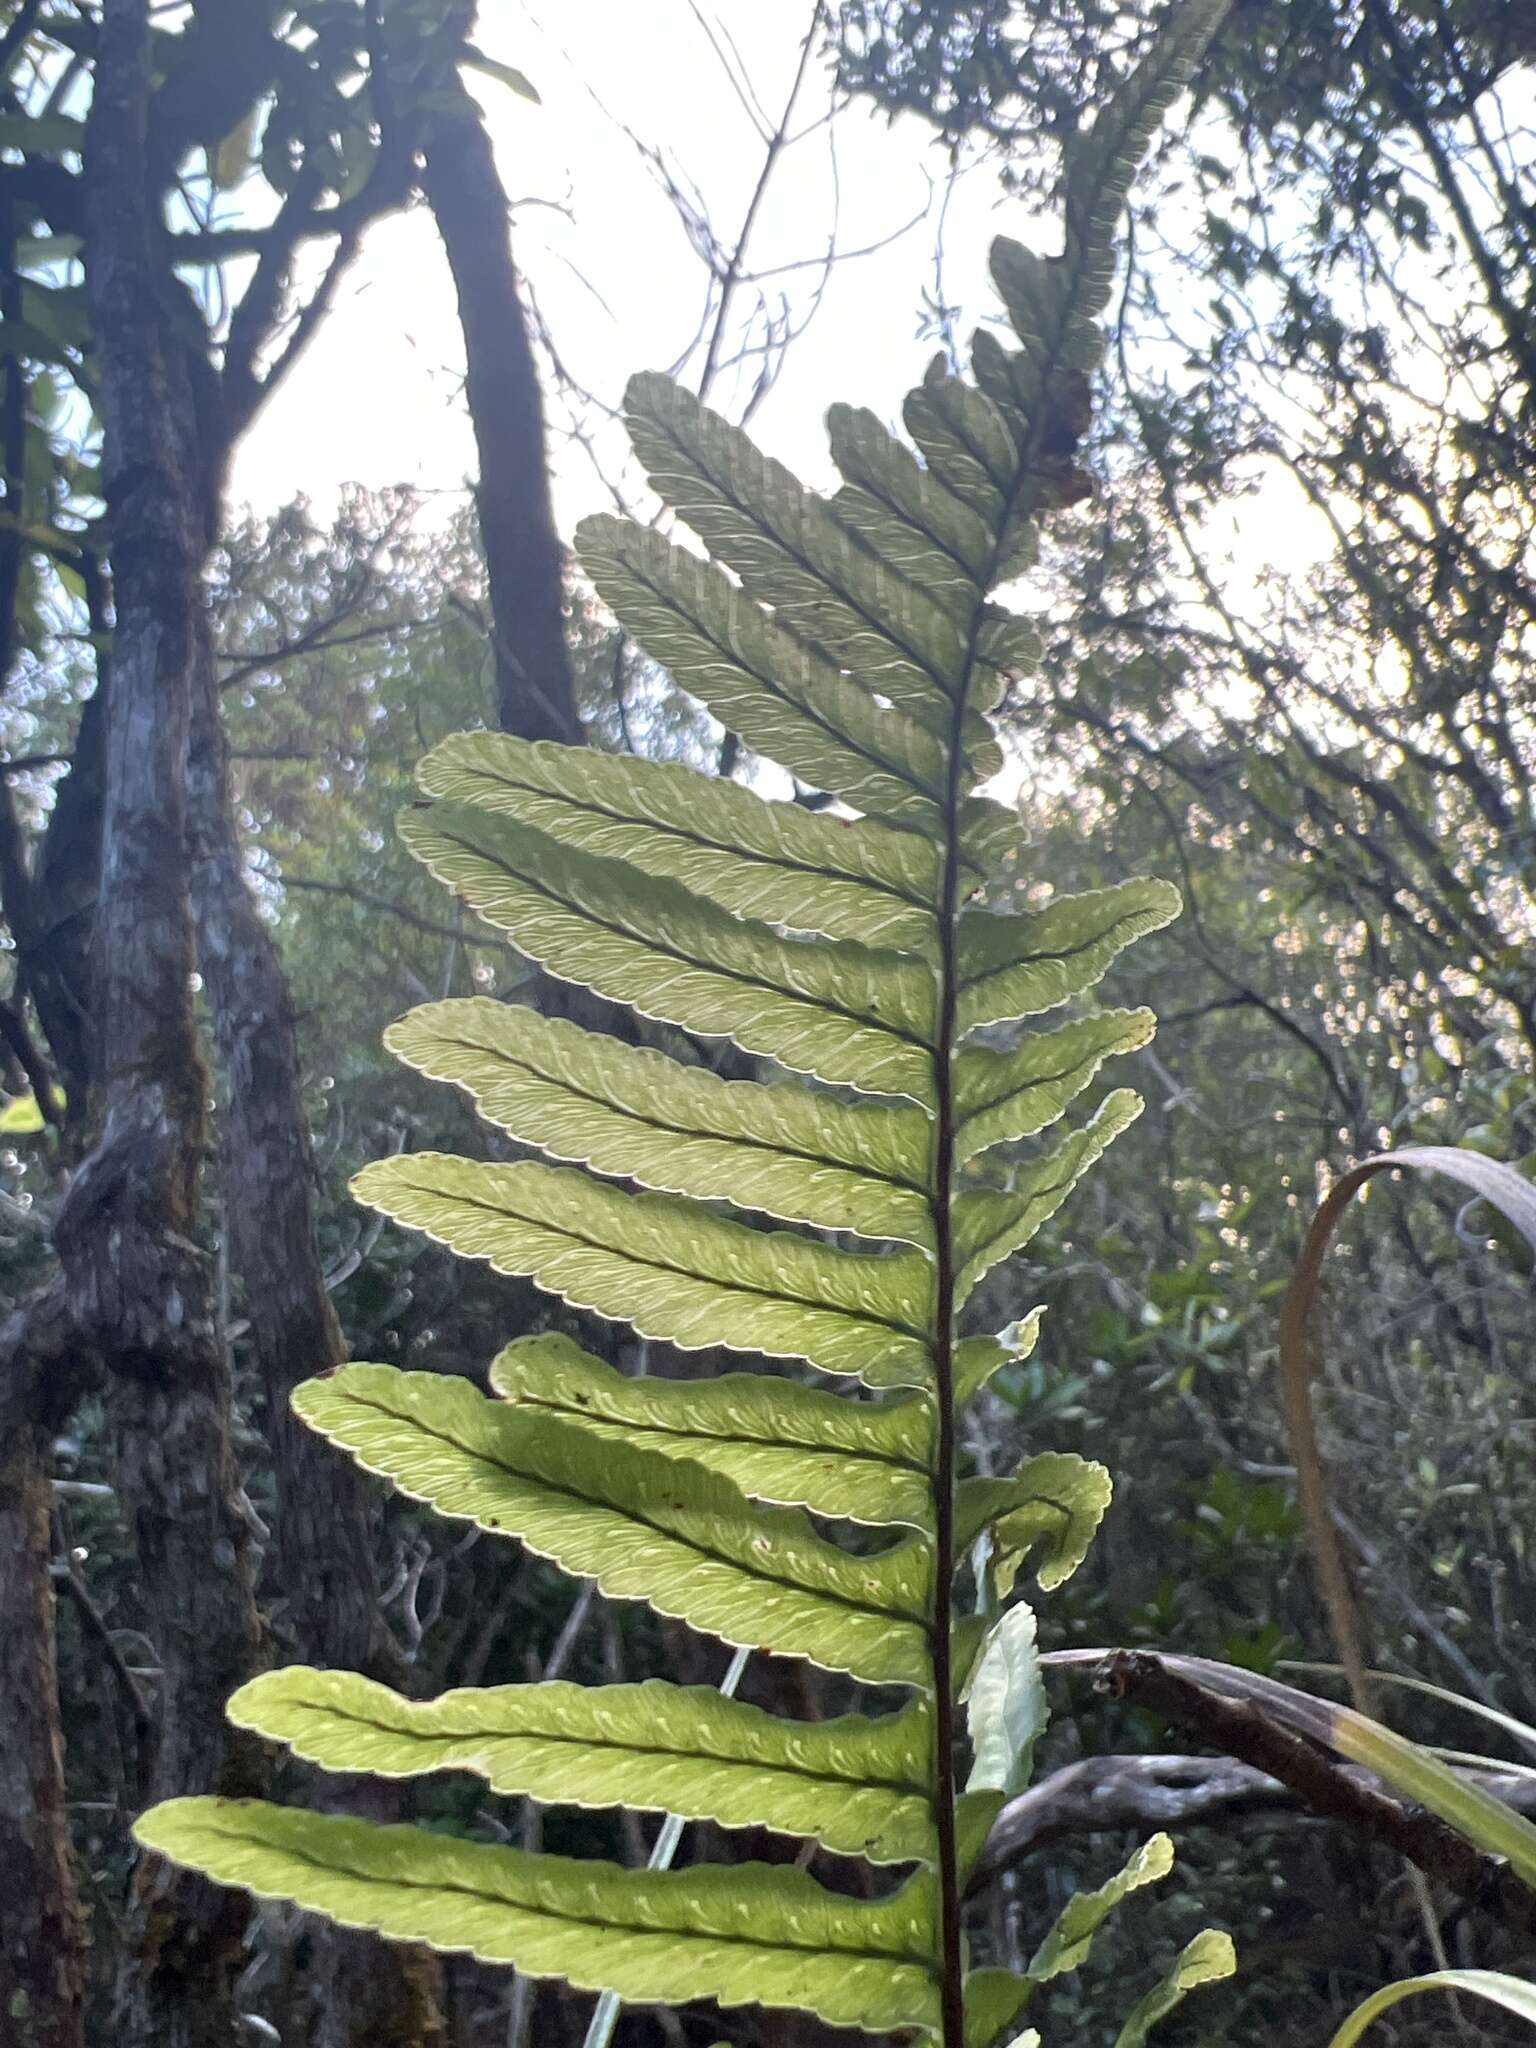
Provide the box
[58,7,266,2042]
[187,647,391,1684]
[30,564,113,1125]
[0,1425,85,2048]
[186,637,446,2047]
[0,225,94,1128]
[422,82,581,746]
[0,163,86,2048]
[105,1364,266,2048]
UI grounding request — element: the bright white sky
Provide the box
[229,4,1027,530]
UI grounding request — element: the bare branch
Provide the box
[698,1,826,399]
[272,870,534,967]
[972,1749,1536,1889]
[1085,1651,1536,1939]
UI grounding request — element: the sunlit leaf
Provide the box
[230,1668,935,1864]
[134,1800,941,2034]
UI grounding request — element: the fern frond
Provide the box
[954,1008,1155,1162]
[399,804,937,1096]
[228,1668,935,1863]
[136,10,1234,2043]
[135,1801,943,2034]
[417,730,941,948]
[955,881,1181,1034]
[386,999,932,1243]
[1112,1931,1238,2047]
[1028,1834,1175,1981]
[579,515,948,827]
[489,1333,933,1526]
[952,1090,1144,1300]
[295,1365,932,1683]
[351,1155,933,1381]
[956,1452,1114,1592]
[626,371,966,727]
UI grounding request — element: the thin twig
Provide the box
[582,1644,752,2048]
[697,1,825,399]
[53,1555,155,1801]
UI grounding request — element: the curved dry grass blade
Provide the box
[1326,1969,1536,2046]
[1282,1662,1536,1763]
[1278,1147,1536,1710]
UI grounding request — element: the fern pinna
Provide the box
[139,6,1234,2042]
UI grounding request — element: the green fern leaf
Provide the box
[134,1800,942,2034]
[904,374,1020,524]
[352,1154,932,1383]
[954,1009,1156,1162]
[293,1365,931,1684]
[1028,1834,1175,1981]
[417,730,940,949]
[955,1313,1045,1407]
[385,1000,932,1244]
[399,804,937,1098]
[988,0,1232,437]
[953,1090,1144,1299]
[827,401,993,602]
[228,1668,935,1864]
[489,1334,933,1527]
[957,1453,1114,1593]
[1112,1930,1238,2046]
[625,371,966,725]
[576,514,947,828]
[957,881,1181,1035]
[963,1971,1037,2048]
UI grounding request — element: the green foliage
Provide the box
[135,5,1238,2040]
[1112,1929,1240,2046]
[1029,1833,1175,1982]
[226,1666,935,1863]
[133,1800,942,2034]
[295,1362,933,1687]
[489,1331,936,1525]
[0,1090,46,1133]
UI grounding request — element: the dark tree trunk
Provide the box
[0,1425,85,2048]
[422,83,581,746]
[0,226,93,1126]
[424,63,630,1060]
[105,1368,265,2048]
[0,188,86,2048]
[30,564,113,1124]
[187,648,389,1683]
[53,7,266,2042]
[186,637,446,2047]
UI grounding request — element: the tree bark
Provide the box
[422,82,581,746]
[187,648,391,1685]
[186,637,446,2047]
[0,1426,85,2048]
[0,168,86,2048]
[0,224,92,1126]
[55,7,267,2042]
[30,562,113,1124]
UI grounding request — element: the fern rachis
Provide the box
[136,7,1237,2042]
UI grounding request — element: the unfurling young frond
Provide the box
[137,6,1237,2042]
